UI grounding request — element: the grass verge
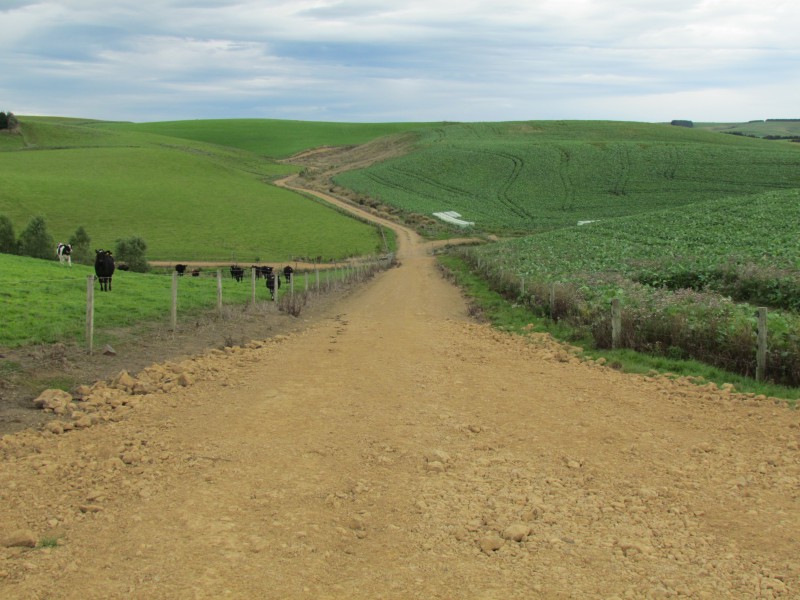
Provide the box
[437,253,800,405]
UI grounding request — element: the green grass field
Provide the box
[1,117,386,261]
[94,119,442,158]
[335,121,800,232]
[0,253,371,347]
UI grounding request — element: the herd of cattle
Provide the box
[58,243,297,297]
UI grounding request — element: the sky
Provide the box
[2,0,799,123]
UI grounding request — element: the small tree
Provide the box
[18,216,54,259]
[0,112,8,130]
[114,236,149,272]
[68,225,92,265]
[0,215,17,254]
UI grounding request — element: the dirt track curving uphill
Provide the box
[1,180,798,599]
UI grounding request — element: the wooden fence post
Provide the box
[756,307,768,382]
[549,284,556,320]
[316,266,320,291]
[290,272,294,295]
[171,271,178,331]
[251,267,257,305]
[86,275,95,354]
[611,298,622,349]
[305,271,309,293]
[216,269,223,314]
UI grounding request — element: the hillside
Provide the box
[0,118,385,261]
[96,119,443,159]
[333,121,800,232]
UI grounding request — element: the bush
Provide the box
[18,216,54,260]
[0,215,17,254]
[114,236,150,272]
[68,226,92,265]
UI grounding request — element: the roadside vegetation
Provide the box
[437,253,800,404]
[445,188,800,387]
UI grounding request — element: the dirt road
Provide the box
[1,183,798,599]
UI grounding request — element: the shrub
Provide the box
[0,215,17,254]
[18,216,54,260]
[114,236,149,272]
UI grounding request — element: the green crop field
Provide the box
[695,119,800,139]
[458,188,800,385]
[335,121,800,233]
[95,119,442,159]
[1,117,386,261]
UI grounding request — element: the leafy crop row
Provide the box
[458,189,800,385]
[335,121,800,233]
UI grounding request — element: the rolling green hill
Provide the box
[94,119,442,159]
[334,121,800,233]
[1,117,386,261]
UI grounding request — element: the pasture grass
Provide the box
[95,119,443,159]
[438,253,800,404]
[2,117,384,261]
[0,253,374,348]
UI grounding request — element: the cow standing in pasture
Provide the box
[175,264,187,276]
[264,266,281,300]
[230,265,244,282]
[283,265,294,284]
[56,243,72,266]
[191,268,200,277]
[252,265,269,279]
[94,249,115,291]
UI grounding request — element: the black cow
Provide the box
[252,265,269,279]
[175,264,187,276]
[230,265,244,282]
[283,265,294,284]
[191,268,200,277]
[264,266,281,299]
[117,262,130,271]
[56,243,73,266]
[94,249,115,291]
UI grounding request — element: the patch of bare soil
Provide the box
[1,183,798,599]
[0,291,346,438]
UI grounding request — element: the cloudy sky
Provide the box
[2,0,799,123]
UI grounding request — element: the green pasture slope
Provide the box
[334,120,800,233]
[98,119,442,159]
[0,117,386,261]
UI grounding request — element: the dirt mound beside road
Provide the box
[1,184,798,599]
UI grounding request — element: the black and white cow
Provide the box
[94,249,116,291]
[175,264,187,276]
[264,266,281,299]
[56,243,73,266]
[283,265,294,284]
[230,265,244,282]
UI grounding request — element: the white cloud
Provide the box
[2,0,799,121]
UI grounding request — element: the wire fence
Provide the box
[1,255,394,352]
